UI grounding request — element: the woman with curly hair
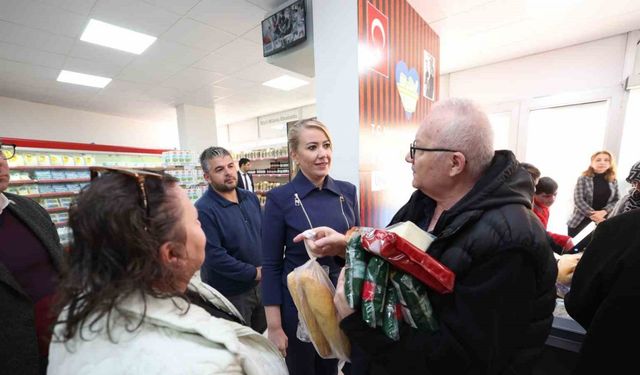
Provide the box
[48,168,286,375]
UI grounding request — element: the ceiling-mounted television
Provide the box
[262,0,307,58]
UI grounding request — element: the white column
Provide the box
[312,0,360,186]
[176,104,218,156]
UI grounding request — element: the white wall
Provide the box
[0,96,179,149]
[446,35,627,103]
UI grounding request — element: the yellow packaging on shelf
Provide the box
[73,155,86,166]
[49,154,63,166]
[17,185,30,195]
[62,155,75,166]
[27,185,40,195]
[83,155,96,166]
[23,153,38,166]
[7,153,25,167]
[37,154,51,166]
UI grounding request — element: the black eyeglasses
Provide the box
[1,143,16,160]
[90,167,163,219]
[409,141,458,159]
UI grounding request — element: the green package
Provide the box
[345,232,368,308]
[361,256,389,328]
[391,272,438,332]
[382,283,401,341]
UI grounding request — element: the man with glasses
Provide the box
[0,142,64,375]
[300,98,557,374]
[195,146,266,333]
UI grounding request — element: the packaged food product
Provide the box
[362,228,455,294]
[361,256,389,328]
[344,227,372,309]
[382,283,402,341]
[287,257,351,360]
[390,272,438,332]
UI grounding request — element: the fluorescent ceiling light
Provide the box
[80,19,157,54]
[262,75,309,91]
[57,70,112,88]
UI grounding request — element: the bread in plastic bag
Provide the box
[287,256,351,361]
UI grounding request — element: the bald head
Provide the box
[424,98,494,178]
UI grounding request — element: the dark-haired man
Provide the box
[196,147,266,333]
[237,158,254,192]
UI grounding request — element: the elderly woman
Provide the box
[610,160,640,217]
[261,119,360,375]
[47,168,287,375]
[567,150,619,237]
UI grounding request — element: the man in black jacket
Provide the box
[0,141,64,375]
[299,98,557,374]
[564,209,640,374]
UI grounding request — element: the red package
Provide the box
[361,229,455,294]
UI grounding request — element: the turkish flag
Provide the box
[366,2,389,77]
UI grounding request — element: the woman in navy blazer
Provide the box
[261,119,360,375]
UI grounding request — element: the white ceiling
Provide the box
[0,0,639,127]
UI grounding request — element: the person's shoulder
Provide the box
[265,182,293,200]
[5,192,47,214]
[602,209,640,228]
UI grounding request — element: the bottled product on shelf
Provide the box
[161,150,207,202]
[232,146,291,198]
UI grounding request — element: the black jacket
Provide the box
[0,193,64,375]
[564,209,640,374]
[341,150,557,375]
[236,171,254,191]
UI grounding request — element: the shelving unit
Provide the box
[2,137,166,247]
[234,146,291,205]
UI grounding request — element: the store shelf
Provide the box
[11,165,91,170]
[10,178,89,185]
[55,221,68,228]
[250,156,289,162]
[24,191,79,199]
[46,207,70,213]
[8,179,35,185]
[253,173,289,178]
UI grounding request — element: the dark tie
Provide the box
[243,173,250,191]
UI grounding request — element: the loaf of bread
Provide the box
[298,269,351,360]
[287,271,332,357]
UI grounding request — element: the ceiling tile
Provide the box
[91,0,181,36]
[0,21,76,55]
[116,60,183,84]
[0,41,66,70]
[63,56,124,77]
[70,42,137,67]
[240,25,262,45]
[0,59,59,88]
[138,40,211,67]
[0,0,88,38]
[36,0,98,16]
[160,68,225,92]
[193,38,263,74]
[141,0,201,15]
[188,0,266,36]
[230,61,292,83]
[214,76,260,91]
[0,79,51,103]
[160,18,236,52]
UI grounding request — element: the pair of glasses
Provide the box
[90,167,163,219]
[1,143,16,160]
[409,141,458,159]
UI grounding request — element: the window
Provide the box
[525,101,609,234]
[488,112,512,151]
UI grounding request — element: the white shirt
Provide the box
[240,172,253,192]
[0,193,14,215]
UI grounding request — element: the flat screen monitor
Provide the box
[262,0,307,57]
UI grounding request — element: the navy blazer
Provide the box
[261,172,360,306]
